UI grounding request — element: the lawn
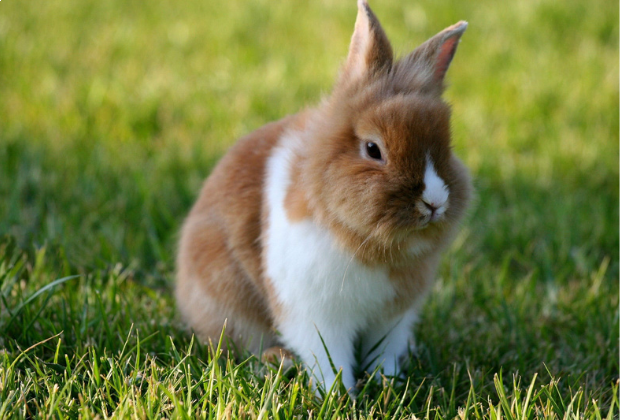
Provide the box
[0,0,618,418]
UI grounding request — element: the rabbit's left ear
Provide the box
[339,0,393,86]
[396,21,468,94]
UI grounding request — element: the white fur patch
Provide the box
[264,130,400,390]
[361,307,418,377]
[422,156,449,214]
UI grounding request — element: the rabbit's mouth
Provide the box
[416,198,448,227]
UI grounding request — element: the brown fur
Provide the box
[176,1,471,357]
[284,156,311,223]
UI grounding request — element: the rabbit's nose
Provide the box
[422,199,446,222]
[422,200,438,214]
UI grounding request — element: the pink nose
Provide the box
[422,200,438,214]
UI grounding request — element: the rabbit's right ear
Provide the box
[338,0,393,87]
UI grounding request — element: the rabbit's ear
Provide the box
[339,0,393,86]
[396,21,467,94]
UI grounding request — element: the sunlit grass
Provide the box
[0,0,618,417]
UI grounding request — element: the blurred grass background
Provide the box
[0,0,618,417]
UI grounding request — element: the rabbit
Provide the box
[176,0,472,393]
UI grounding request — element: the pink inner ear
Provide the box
[434,36,459,81]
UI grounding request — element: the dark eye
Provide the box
[366,142,382,161]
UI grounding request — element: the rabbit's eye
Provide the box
[365,142,382,161]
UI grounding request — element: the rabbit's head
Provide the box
[297,0,471,260]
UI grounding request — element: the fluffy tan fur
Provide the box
[176,1,471,355]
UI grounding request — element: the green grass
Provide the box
[0,0,618,417]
